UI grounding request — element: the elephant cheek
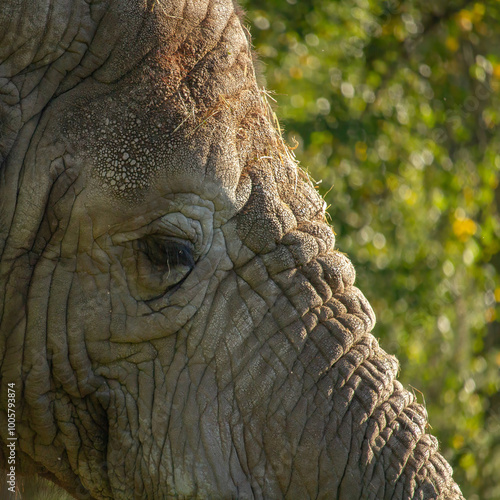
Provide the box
[14,253,112,497]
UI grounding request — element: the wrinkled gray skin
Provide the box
[0,1,464,499]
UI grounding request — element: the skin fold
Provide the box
[0,0,464,498]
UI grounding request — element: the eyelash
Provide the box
[140,236,195,269]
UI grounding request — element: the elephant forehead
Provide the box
[64,93,250,223]
[0,0,255,236]
[57,52,259,225]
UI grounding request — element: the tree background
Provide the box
[242,1,500,498]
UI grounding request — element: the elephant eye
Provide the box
[126,235,196,300]
[141,236,195,271]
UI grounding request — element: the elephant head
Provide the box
[0,1,464,498]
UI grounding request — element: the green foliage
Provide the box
[243,1,500,498]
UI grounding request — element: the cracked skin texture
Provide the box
[0,0,464,499]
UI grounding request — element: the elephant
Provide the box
[0,0,464,498]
